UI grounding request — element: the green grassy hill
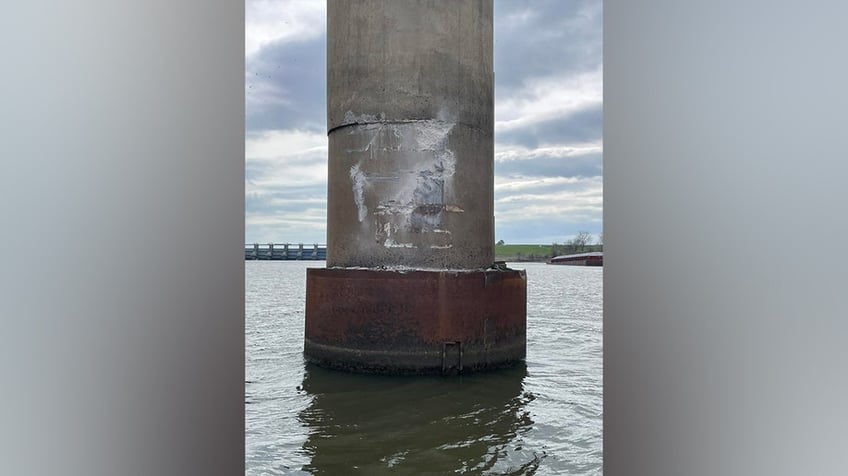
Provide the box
[495,243,603,262]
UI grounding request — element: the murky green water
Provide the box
[246,261,602,475]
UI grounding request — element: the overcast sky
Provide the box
[245,0,602,245]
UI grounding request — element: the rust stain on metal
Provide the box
[304,268,526,374]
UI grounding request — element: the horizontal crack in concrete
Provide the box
[327,119,488,136]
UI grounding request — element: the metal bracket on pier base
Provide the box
[442,341,463,375]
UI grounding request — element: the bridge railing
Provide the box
[245,243,327,261]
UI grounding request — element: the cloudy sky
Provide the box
[245,0,602,245]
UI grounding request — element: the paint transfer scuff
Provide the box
[347,118,459,250]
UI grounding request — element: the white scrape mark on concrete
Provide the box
[343,111,383,124]
[347,117,458,247]
[384,238,416,248]
[350,163,367,222]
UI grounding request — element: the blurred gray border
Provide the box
[1,1,244,474]
[605,0,848,474]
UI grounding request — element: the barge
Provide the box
[548,252,603,266]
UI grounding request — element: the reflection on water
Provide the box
[298,363,540,475]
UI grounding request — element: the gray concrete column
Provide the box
[326,0,494,269]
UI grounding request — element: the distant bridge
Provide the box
[245,243,327,261]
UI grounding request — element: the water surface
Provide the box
[246,261,602,475]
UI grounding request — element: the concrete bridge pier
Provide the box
[304,0,526,374]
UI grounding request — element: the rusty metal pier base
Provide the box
[304,268,526,375]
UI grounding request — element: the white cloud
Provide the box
[495,176,584,190]
[246,162,326,195]
[495,142,603,162]
[245,129,327,198]
[494,175,602,224]
[245,0,325,57]
[497,188,602,206]
[245,220,327,245]
[266,196,325,207]
[246,209,326,226]
[500,8,539,30]
[495,68,602,133]
[246,129,326,160]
